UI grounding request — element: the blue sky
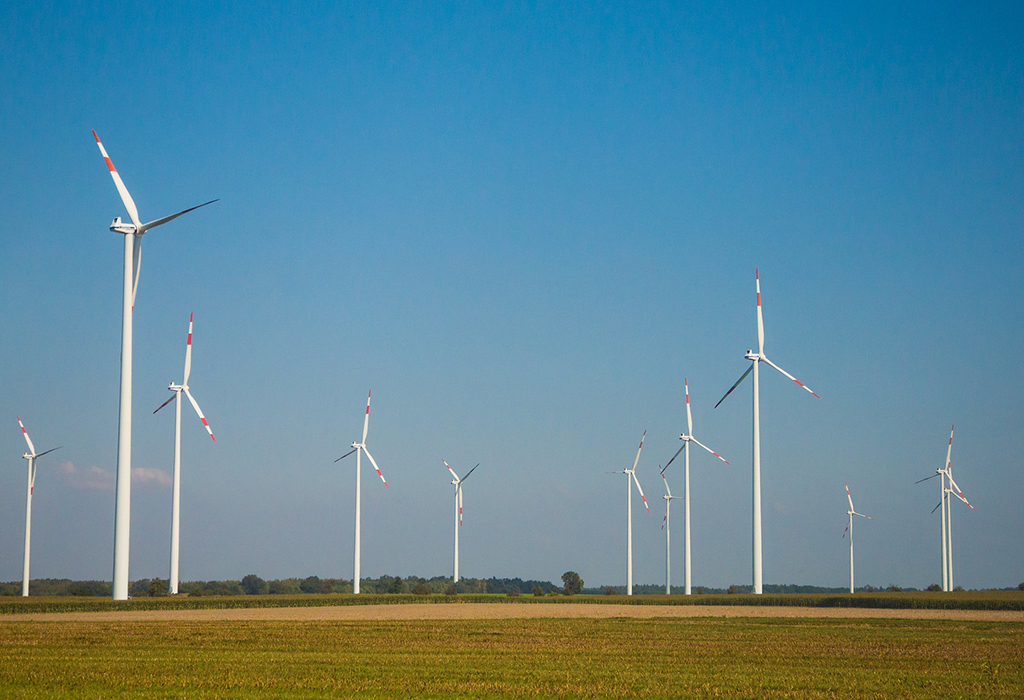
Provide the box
[2,1,1022,591]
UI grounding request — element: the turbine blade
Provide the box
[760,356,820,398]
[915,471,942,484]
[34,446,62,459]
[630,430,646,472]
[362,390,371,444]
[931,500,942,514]
[183,388,215,441]
[458,486,464,526]
[139,199,219,234]
[335,448,357,462]
[843,522,849,539]
[362,447,388,488]
[131,236,142,308]
[690,437,730,465]
[662,470,673,498]
[153,391,179,414]
[461,463,480,482]
[756,268,764,356]
[944,425,954,472]
[632,472,650,514]
[947,475,976,510]
[93,130,141,227]
[684,377,693,435]
[183,312,194,386]
[443,460,460,481]
[16,416,36,455]
[845,483,855,512]
[715,365,753,409]
[662,513,667,531]
[663,444,685,471]
[854,512,871,519]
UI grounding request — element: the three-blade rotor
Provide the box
[917,425,975,512]
[444,461,480,525]
[335,391,388,487]
[93,130,218,307]
[716,269,820,409]
[153,313,215,441]
[614,430,650,514]
[665,379,730,471]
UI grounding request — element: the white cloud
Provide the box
[132,467,171,487]
[57,461,115,491]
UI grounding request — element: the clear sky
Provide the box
[2,1,1022,591]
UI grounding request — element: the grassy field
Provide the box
[3,589,1024,615]
[1,617,1022,698]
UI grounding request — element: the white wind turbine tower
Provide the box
[715,269,819,594]
[93,130,217,600]
[916,425,975,591]
[153,312,216,595]
[659,467,682,595]
[661,378,730,595]
[607,431,650,596]
[15,417,61,597]
[443,460,479,583]
[843,483,871,594]
[335,391,388,594]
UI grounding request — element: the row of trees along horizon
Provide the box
[6,574,1020,597]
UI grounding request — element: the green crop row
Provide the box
[4,589,1024,615]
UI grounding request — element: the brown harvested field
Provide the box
[5,602,1023,623]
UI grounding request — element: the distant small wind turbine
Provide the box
[153,312,216,595]
[15,417,61,597]
[916,425,975,591]
[607,431,650,596]
[659,466,682,595]
[842,483,871,594]
[716,269,819,594]
[662,378,729,595]
[443,460,479,583]
[93,130,217,600]
[335,391,388,594]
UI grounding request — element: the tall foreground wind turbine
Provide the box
[659,467,682,595]
[335,391,388,594]
[916,425,975,591]
[662,378,729,595]
[716,269,819,594]
[443,460,478,583]
[153,312,216,595]
[843,483,871,594]
[608,431,650,596]
[93,130,217,600]
[16,417,60,597]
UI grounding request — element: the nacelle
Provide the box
[109,216,137,235]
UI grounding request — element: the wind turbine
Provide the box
[715,269,819,594]
[916,425,975,591]
[843,483,871,594]
[662,378,730,595]
[93,130,217,600]
[443,460,479,583]
[335,391,388,594]
[15,417,61,597]
[607,431,650,596]
[659,466,682,595]
[153,312,216,595]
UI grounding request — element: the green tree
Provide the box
[561,571,583,596]
[241,574,267,595]
[531,586,545,596]
[300,576,322,594]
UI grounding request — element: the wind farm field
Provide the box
[2,614,1023,698]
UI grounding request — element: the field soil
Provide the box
[5,601,1023,622]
